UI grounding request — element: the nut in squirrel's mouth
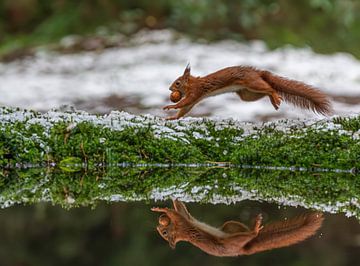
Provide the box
[170,90,183,103]
[159,213,171,226]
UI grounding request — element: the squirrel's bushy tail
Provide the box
[243,212,324,255]
[261,71,332,115]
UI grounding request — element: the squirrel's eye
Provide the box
[162,230,168,237]
[175,81,181,87]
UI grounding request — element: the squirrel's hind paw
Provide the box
[254,214,264,233]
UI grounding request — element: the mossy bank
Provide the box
[0,107,359,219]
[1,107,359,169]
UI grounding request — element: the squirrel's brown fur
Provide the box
[163,65,332,120]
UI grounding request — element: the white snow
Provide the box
[1,30,360,121]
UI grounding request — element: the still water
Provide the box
[0,164,359,265]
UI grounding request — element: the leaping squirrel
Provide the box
[152,200,324,256]
[163,65,332,120]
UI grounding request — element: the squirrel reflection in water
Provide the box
[152,200,323,256]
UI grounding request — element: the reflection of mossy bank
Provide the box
[1,167,359,220]
[0,107,359,217]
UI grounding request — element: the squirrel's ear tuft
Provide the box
[183,63,191,80]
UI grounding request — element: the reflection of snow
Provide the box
[149,183,360,218]
[0,30,360,121]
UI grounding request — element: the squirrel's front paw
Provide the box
[151,207,170,213]
[165,115,178,120]
[163,105,177,110]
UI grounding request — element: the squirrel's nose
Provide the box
[168,239,176,249]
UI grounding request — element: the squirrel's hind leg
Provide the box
[220,221,250,233]
[236,90,265,102]
[237,79,283,109]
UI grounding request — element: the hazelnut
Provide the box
[170,90,182,103]
[159,214,170,226]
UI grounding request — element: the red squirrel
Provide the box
[152,200,324,256]
[163,65,332,120]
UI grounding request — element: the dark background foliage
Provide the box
[1,0,360,57]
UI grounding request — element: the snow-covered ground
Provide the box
[1,30,360,122]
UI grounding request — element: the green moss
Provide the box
[0,107,359,219]
[231,127,359,169]
[333,116,360,132]
[59,157,83,172]
[1,107,359,169]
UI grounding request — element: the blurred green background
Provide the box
[1,0,360,58]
